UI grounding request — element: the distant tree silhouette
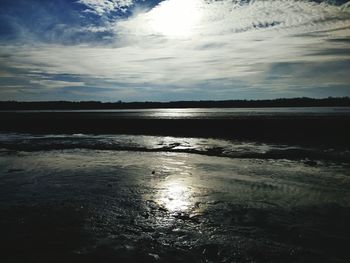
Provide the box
[0,97,349,110]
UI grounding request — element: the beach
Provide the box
[0,108,350,262]
[1,0,350,261]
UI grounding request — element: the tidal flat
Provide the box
[0,108,349,262]
[0,146,349,263]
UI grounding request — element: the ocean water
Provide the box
[7,106,350,118]
[0,108,350,262]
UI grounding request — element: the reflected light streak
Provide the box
[158,179,192,212]
[152,150,195,212]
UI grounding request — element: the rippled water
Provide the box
[0,131,350,262]
[1,133,349,163]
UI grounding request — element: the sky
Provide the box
[0,0,349,102]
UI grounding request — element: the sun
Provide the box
[145,0,203,38]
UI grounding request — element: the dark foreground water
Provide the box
[0,108,350,263]
[1,134,350,263]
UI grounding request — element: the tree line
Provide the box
[0,97,350,110]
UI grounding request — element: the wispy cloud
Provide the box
[77,0,134,15]
[0,0,349,101]
[29,79,85,89]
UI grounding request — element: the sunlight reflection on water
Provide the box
[157,179,192,212]
[150,149,196,213]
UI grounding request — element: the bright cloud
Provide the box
[117,0,350,37]
[0,0,350,101]
[77,0,134,15]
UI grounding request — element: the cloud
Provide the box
[117,0,350,37]
[29,79,85,89]
[77,0,135,15]
[0,0,350,101]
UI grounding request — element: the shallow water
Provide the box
[1,145,349,262]
[6,107,350,119]
[1,133,349,162]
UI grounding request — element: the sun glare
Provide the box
[158,179,191,211]
[146,0,202,38]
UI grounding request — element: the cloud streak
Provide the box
[77,0,134,15]
[0,0,349,101]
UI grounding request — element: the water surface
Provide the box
[0,108,349,262]
[6,107,350,118]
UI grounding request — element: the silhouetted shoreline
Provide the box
[1,97,350,110]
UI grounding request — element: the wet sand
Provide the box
[1,150,349,263]
[0,109,349,262]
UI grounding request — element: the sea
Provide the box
[0,107,349,262]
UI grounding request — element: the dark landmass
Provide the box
[1,97,350,110]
